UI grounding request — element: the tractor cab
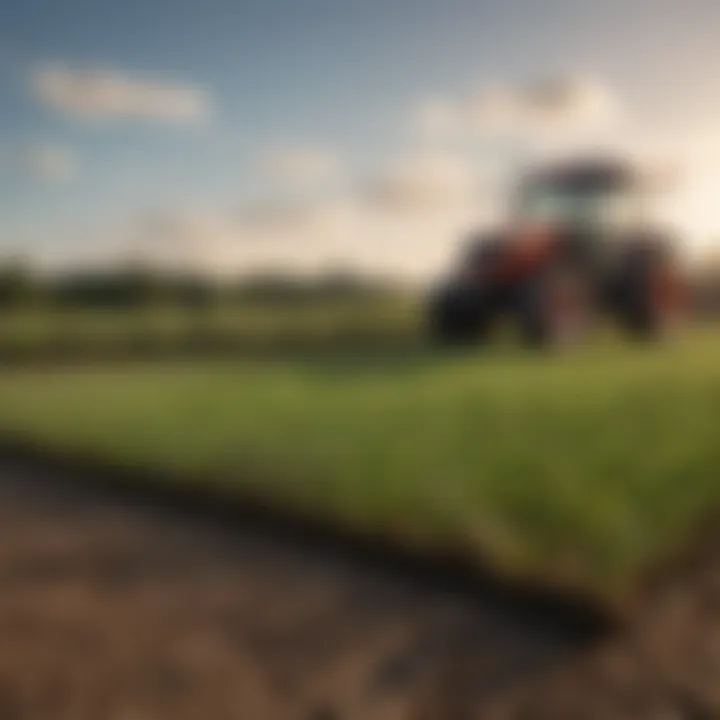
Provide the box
[513,159,652,246]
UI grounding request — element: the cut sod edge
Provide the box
[0,430,659,637]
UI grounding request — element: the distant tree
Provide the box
[232,272,308,304]
[0,257,38,309]
[50,266,172,309]
[230,269,400,305]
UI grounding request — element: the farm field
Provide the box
[0,298,420,360]
[0,330,719,600]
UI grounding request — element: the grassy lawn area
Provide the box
[0,331,719,599]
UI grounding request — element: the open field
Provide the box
[0,299,420,361]
[1,330,719,600]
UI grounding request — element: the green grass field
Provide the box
[0,299,419,359]
[0,331,719,599]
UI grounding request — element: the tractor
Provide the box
[428,157,686,348]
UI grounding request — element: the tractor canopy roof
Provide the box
[518,158,646,195]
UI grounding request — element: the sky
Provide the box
[2,0,720,277]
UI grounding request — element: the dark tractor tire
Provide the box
[517,263,593,349]
[427,286,491,347]
[616,254,685,341]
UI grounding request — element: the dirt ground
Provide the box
[0,454,718,719]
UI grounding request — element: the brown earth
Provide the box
[0,454,717,719]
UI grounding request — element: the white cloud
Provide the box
[134,210,238,268]
[366,151,479,213]
[520,76,618,128]
[0,143,78,184]
[261,145,340,186]
[414,98,461,138]
[125,200,356,277]
[121,182,487,281]
[25,72,627,278]
[24,144,77,183]
[48,140,500,279]
[416,74,620,142]
[110,145,486,280]
[31,64,211,123]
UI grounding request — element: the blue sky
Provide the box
[2,0,720,274]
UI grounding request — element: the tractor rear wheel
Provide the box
[428,286,490,347]
[618,256,685,340]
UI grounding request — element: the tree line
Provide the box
[0,260,403,311]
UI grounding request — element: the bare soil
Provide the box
[0,454,717,719]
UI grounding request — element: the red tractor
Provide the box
[428,158,686,347]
